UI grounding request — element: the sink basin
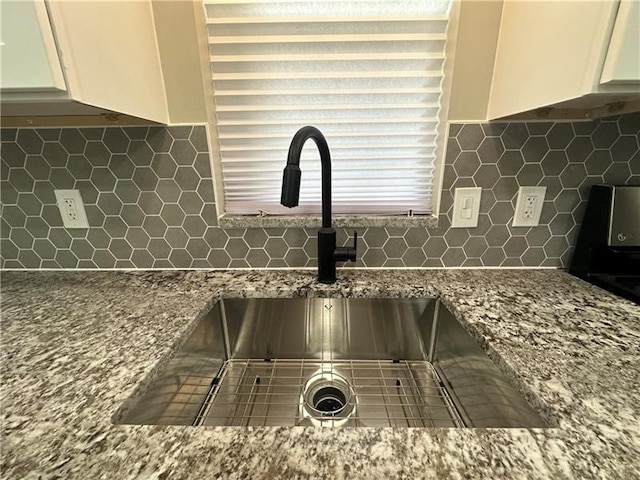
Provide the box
[114,298,547,428]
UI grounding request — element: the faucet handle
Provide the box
[334,231,357,263]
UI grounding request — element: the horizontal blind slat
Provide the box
[207,1,449,215]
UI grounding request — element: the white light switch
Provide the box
[513,186,546,227]
[452,187,482,228]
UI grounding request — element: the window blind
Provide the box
[204,0,451,216]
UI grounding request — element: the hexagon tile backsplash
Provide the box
[1,114,639,269]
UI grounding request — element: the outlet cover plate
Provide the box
[452,187,482,228]
[513,186,546,227]
[54,189,89,229]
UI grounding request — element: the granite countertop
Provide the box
[1,268,639,479]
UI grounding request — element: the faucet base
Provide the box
[317,228,337,283]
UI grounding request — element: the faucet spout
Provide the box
[280,126,356,283]
[281,126,332,229]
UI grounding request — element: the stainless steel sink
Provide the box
[114,298,547,428]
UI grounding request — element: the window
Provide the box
[204,0,453,217]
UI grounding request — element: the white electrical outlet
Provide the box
[54,189,89,229]
[513,186,546,227]
[452,187,482,228]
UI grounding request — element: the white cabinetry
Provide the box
[488,0,640,120]
[0,0,65,92]
[1,0,169,123]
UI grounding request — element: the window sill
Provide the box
[218,214,439,229]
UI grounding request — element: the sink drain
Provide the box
[301,369,355,423]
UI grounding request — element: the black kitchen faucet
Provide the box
[280,126,357,283]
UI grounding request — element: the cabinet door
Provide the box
[0,0,66,91]
[47,0,169,123]
[600,0,640,84]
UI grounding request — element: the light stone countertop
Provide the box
[1,269,639,479]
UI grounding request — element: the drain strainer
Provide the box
[300,369,355,424]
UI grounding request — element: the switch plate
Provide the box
[451,187,482,228]
[512,186,546,227]
[54,189,89,229]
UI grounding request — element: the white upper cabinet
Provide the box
[488,0,640,120]
[1,0,169,123]
[601,0,640,85]
[0,0,66,91]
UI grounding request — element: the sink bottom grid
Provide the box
[194,358,464,428]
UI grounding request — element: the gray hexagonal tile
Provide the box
[165,227,189,248]
[463,236,488,258]
[125,227,150,249]
[175,167,200,191]
[138,191,163,215]
[8,169,35,192]
[445,138,461,164]
[190,127,209,153]
[25,216,49,237]
[244,248,269,267]
[424,236,447,257]
[226,237,250,259]
[148,238,171,258]
[610,135,638,163]
[401,247,426,266]
[521,137,548,163]
[87,228,111,249]
[128,141,154,166]
[155,179,181,203]
[55,249,78,268]
[167,126,192,140]
[183,216,207,237]
[503,236,527,258]
[264,237,287,259]
[170,140,197,166]
[160,203,186,227]
[146,128,173,153]
[284,247,308,267]
[33,238,56,259]
[382,237,407,258]
[441,247,465,267]
[90,167,117,191]
[544,236,569,258]
[194,153,212,179]
[179,191,204,215]
[497,150,524,176]
[49,228,72,248]
[96,192,122,216]
[132,167,159,192]
[242,228,267,248]
[560,164,587,188]
[71,238,94,259]
[142,215,168,238]
[473,164,500,189]
[457,124,484,151]
[151,153,178,179]
[493,177,518,202]
[16,193,42,216]
[480,246,506,266]
[476,138,504,165]
[207,248,231,268]
[516,163,544,186]
[103,216,128,237]
[169,249,193,267]
[553,190,580,214]
[549,213,574,236]
[545,123,574,149]
[566,137,594,163]
[60,129,86,154]
[85,142,110,166]
[360,247,384,266]
[2,205,26,227]
[521,247,545,266]
[591,121,619,148]
[603,162,631,184]
[122,127,148,141]
[488,202,513,225]
[109,154,136,180]
[1,143,26,168]
[17,130,43,154]
[453,151,481,177]
[104,128,130,154]
[204,227,228,249]
[121,204,145,227]
[527,123,553,136]
[25,155,51,181]
[501,124,528,149]
[185,238,209,259]
[1,181,18,205]
[131,249,154,268]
